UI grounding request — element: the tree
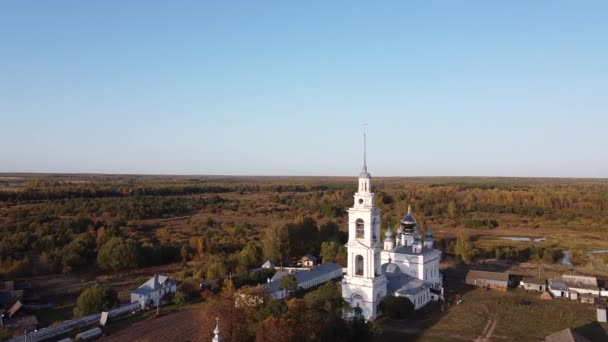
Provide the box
[447,200,457,218]
[97,237,140,271]
[73,284,118,317]
[255,316,296,342]
[278,274,298,293]
[254,299,288,322]
[174,290,186,306]
[62,234,96,271]
[320,241,338,263]
[455,234,474,264]
[262,223,290,265]
[180,245,189,266]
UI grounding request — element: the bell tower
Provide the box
[342,128,387,320]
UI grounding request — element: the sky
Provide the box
[1,1,607,177]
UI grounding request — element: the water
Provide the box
[590,250,608,254]
[500,237,546,242]
[562,250,573,266]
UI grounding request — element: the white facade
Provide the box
[341,138,443,320]
[130,274,177,309]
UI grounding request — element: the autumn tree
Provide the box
[255,316,296,342]
[455,234,475,264]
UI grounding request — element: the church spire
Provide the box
[212,317,221,342]
[362,123,368,172]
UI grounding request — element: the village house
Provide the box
[520,276,546,292]
[545,328,590,342]
[261,260,275,269]
[299,254,318,268]
[130,274,177,309]
[465,270,510,291]
[548,274,607,301]
[548,280,570,298]
[580,293,596,304]
[560,275,603,297]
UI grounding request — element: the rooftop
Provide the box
[522,276,546,286]
[545,328,590,342]
[266,263,343,294]
[465,270,510,282]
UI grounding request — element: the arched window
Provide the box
[355,255,364,276]
[356,219,364,239]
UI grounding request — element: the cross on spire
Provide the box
[362,123,368,172]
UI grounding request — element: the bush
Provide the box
[73,284,118,318]
[174,290,186,306]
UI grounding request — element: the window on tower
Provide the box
[356,219,364,239]
[355,255,364,276]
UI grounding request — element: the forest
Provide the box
[1,174,608,280]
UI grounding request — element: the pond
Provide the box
[561,250,573,266]
[500,237,546,242]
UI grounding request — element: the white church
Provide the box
[342,134,443,320]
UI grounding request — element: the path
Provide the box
[475,314,497,342]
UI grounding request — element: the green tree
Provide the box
[73,284,118,317]
[97,237,140,271]
[278,274,298,293]
[320,241,338,262]
[262,223,290,265]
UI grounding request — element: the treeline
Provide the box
[0,181,335,203]
[0,184,232,202]
[0,215,181,278]
[36,195,237,220]
[452,235,562,264]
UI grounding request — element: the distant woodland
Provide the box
[1,174,607,280]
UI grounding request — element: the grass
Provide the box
[418,287,608,341]
[493,289,601,341]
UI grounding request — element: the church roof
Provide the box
[425,227,433,237]
[400,205,416,226]
[390,245,436,255]
[380,263,432,296]
[359,170,371,179]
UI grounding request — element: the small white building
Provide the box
[560,275,602,297]
[131,274,177,309]
[548,280,570,298]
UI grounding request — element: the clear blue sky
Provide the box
[1,1,607,177]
